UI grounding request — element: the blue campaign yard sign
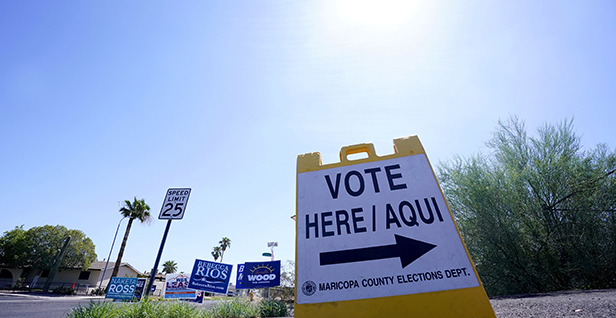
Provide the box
[188,259,233,294]
[235,263,245,289]
[134,278,147,300]
[106,277,138,299]
[241,260,281,289]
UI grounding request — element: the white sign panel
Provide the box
[158,188,191,220]
[164,273,197,299]
[296,154,479,304]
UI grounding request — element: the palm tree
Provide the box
[219,237,231,262]
[212,246,221,262]
[111,197,151,278]
[162,260,177,274]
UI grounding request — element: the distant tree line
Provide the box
[439,117,616,296]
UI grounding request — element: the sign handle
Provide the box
[146,219,172,296]
[339,143,377,162]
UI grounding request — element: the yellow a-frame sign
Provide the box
[295,136,495,318]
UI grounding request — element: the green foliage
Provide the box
[53,286,76,295]
[122,298,162,317]
[68,299,206,318]
[0,225,29,268]
[120,197,152,223]
[112,197,151,278]
[218,237,232,262]
[207,299,259,318]
[279,260,295,288]
[258,299,289,317]
[68,302,118,318]
[163,301,205,318]
[439,117,616,296]
[274,260,295,302]
[212,237,232,262]
[211,246,221,262]
[91,287,106,296]
[67,298,289,318]
[269,287,294,304]
[162,260,178,274]
[0,224,96,270]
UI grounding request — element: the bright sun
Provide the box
[334,0,418,26]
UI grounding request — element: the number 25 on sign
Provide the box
[158,188,191,220]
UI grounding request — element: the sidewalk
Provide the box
[0,290,105,300]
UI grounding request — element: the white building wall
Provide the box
[0,268,23,288]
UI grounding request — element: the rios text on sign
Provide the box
[188,259,232,294]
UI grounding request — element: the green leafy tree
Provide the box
[439,117,616,296]
[0,225,29,268]
[211,246,221,262]
[280,260,295,288]
[0,225,96,270]
[162,260,177,274]
[218,237,231,262]
[111,197,151,278]
[276,260,296,302]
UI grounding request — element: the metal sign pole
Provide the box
[147,188,191,298]
[99,216,127,290]
[43,236,72,293]
[146,219,172,296]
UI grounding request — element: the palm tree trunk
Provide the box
[111,218,134,278]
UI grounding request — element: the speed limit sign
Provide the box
[158,188,191,220]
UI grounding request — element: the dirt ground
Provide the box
[489,289,616,318]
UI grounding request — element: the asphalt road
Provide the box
[1,289,615,317]
[0,293,224,318]
[0,294,107,318]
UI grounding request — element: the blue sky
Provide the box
[1,0,615,277]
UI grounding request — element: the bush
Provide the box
[53,286,76,295]
[258,300,289,317]
[69,302,117,318]
[67,297,291,318]
[91,287,106,296]
[68,299,206,318]
[207,298,259,318]
[122,298,162,316]
[439,117,616,296]
[163,301,205,318]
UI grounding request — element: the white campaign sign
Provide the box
[158,188,191,220]
[296,154,479,304]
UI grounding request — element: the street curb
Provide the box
[0,292,104,300]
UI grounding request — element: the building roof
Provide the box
[88,261,143,275]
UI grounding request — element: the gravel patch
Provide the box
[490,289,616,318]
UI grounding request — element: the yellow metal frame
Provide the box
[295,136,496,318]
[296,136,425,174]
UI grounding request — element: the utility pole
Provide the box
[43,236,71,293]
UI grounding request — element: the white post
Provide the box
[266,242,278,301]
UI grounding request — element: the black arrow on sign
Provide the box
[319,234,436,268]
